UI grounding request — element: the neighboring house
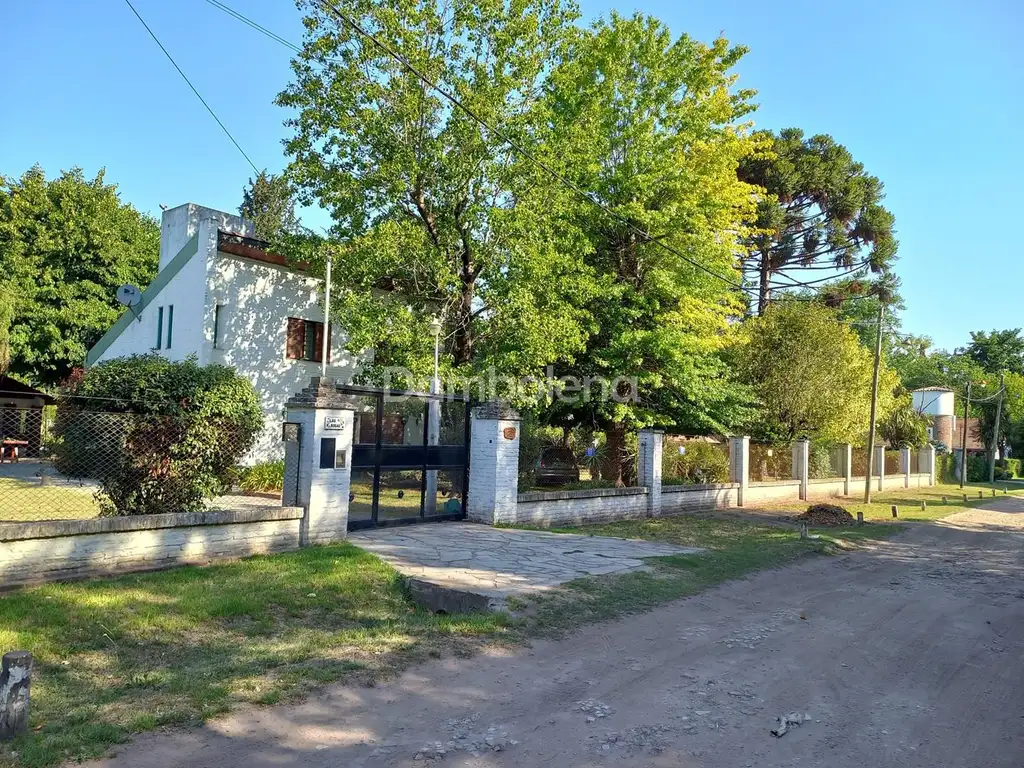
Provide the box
[86,203,361,461]
[0,376,55,459]
[911,385,985,478]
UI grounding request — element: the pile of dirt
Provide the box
[795,503,855,526]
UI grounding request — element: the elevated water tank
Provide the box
[912,386,955,416]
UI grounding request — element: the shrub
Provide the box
[996,458,1021,478]
[238,461,285,493]
[663,441,730,485]
[51,354,263,516]
[808,443,835,479]
[966,454,988,483]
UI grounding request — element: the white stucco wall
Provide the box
[912,389,955,416]
[204,251,360,461]
[159,203,254,270]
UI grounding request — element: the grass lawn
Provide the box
[0,478,99,522]
[749,481,1024,523]
[0,515,895,767]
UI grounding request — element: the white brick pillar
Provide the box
[875,444,885,492]
[283,378,356,546]
[467,403,520,525]
[840,443,853,496]
[920,444,936,486]
[423,377,441,516]
[900,446,912,488]
[637,429,663,518]
[792,439,810,501]
[729,436,749,507]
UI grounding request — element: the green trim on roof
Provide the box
[85,232,201,366]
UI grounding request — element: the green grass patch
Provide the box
[521,516,895,634]
[753,481,1024,523]
[0,477,100,522]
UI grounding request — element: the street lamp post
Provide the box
[425,318,443,516]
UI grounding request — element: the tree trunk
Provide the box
[453,276,474,366]
[757,250,771,314]
[601,421,629,487]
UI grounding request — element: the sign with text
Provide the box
[324,415,344,431]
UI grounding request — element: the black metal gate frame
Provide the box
[340,384,471,530]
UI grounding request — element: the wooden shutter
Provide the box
[285,318,305,359]
[326,324,333,363]
[312,322,324,363]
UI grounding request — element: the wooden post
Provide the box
[921,500,926,511]
[891,505,898,519]
[856,511,864,526]
[0,651,32,740]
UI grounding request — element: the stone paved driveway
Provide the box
[349,522,701,600]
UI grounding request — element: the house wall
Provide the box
[205,251,360,461]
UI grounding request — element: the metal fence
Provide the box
[0,406,277,523]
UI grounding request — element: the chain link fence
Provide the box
[0,404,277,523]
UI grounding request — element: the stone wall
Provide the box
[516,487,648,528]
[0,507,303,588]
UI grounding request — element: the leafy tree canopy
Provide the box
[738,128,898,313]
[878,391,930,449]
[538,13,759,480]
[278,0,594,383]
[734,301,898,444]
[962,328,1024,375]
[0,166,159,386]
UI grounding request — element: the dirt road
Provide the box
[86,500,1024,768]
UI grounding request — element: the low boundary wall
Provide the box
[516,487,648,527]
[0,507,304,588]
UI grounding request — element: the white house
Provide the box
[86,203,361,461]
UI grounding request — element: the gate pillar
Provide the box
[467,402,520,525]
[284,377,356,545]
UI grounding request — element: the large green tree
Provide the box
[538,13,759,482]
[239,170,302,242]
[738,128,898,313]
[963,328,1024,375]
[0,283,11,376]
[735,301,898,444]
[278,0,593,382]
[0,166,159,386]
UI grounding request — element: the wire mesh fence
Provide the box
[884,449,901,475]
[0,405,276,523]
[749,443,792,482]
[662,436,730,485]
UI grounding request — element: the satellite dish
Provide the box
[116,285,142,307]
[116,285,143,322]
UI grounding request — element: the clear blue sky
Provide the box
[2,0,1020,350]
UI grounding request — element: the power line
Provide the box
[123,0,259,174]
[203,0,303,54]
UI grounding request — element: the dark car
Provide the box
[534,446,581,486]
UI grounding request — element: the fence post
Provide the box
[792,439,809,501]
[920,444,936,486]
[841,443,853,496]
[730,436,749,507]
[283,377,356,546]
[638,429,663,518]
[875,444,886,492]
[0,651,31,740]
[467,402,520,526]
[900,446,912,488]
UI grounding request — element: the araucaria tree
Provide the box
[239,170,303,243]
[735,301,898,444]
[0,166,159,386]
[540,13,759,482]
[738,128,898,313]
[278,0,594,381]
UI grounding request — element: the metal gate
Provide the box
[342,385,471,530]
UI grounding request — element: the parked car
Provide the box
[534,446,581,486]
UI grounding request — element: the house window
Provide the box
[155,306,164,350]
[213,304,224,349]
[286,317,331,362]
[166,305,174,349]
[927,426,934,440]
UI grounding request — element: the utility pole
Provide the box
[988,372,1005,484]
[960,380,972,489]
[864,301,885,503]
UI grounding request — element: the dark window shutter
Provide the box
[286,318,304,359]
[312,322,325,363]
[326,324,333,363]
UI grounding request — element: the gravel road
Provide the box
[85,499,1024,768]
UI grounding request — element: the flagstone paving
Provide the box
[349,522,702,600]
